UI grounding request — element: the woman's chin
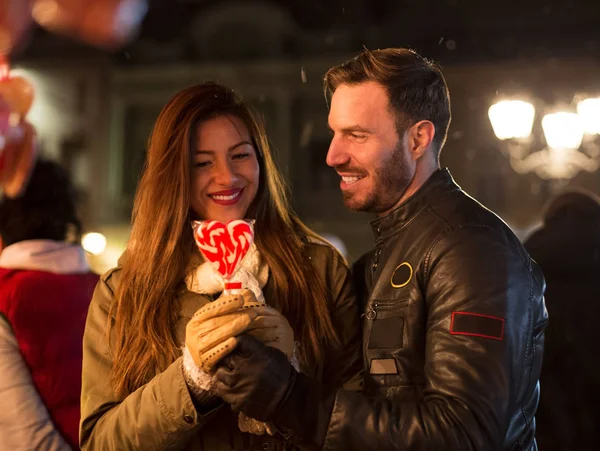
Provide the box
[206,211,247,223]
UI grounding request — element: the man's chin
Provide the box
[342,192,373,213]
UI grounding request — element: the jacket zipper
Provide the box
[364,300,408,320]
[364,302,387,320]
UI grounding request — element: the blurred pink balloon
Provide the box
[32,0,148,49]
[0,0,34,55]
[0,0,148,197]
[0,65,34,117]
[0,102,37,198]
[0,62,37,199]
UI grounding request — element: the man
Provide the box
[213,48,547,450]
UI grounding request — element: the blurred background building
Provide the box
[10,0,600,272]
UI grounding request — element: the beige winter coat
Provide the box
[80,241,362,450]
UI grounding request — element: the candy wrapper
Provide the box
[192,219,256,295]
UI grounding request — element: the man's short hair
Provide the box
[0,159,81,246]
[324,47,451,156]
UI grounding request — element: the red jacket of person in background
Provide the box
[0,240,98,449]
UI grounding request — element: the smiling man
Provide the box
[213,48,548,451]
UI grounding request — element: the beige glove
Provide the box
[246,305,295,359]
[185,290,259,372]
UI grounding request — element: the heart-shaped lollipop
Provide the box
[192,220,254,280]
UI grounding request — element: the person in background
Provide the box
[0,159,99,450]
[524,189,600,451]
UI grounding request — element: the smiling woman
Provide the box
[79,82,362,451]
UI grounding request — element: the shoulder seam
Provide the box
[100,267,122,298]
[423,224,531,285]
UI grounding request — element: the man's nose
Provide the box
[326,136,349,168]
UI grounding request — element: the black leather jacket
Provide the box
[321,169,547,451]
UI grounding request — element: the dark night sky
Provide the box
[139,0,600,59]
[16,0,600,65]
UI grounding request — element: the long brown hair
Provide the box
[110,82,340,399]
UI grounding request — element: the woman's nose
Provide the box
[213,159,238,186]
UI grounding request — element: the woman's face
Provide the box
[191,115,260,222]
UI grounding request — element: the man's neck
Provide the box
[378,162,439,217]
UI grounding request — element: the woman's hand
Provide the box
[246,305,295,359]
[185,290,258,371]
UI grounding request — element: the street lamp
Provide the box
[488,97,600,180]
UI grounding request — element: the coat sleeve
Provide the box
[275,245,363,451]
[286,226,545,451]
[0,314,72,451]
[321,249,363,393]
[79,271,223,451]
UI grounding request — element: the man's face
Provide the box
[327,82,414,214]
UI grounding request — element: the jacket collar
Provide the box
[370,168,459,243]
[0,239,90,274]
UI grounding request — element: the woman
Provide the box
[0,160,98,450]
[80,82,362,450]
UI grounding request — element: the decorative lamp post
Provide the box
[488,97,600,180]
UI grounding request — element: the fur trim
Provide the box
[182,346,216,394]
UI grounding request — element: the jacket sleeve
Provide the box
[299,226,544,451]
[275,245,364,451]
[321,249,363,393]
[0,314,72,451]
[79,271,223,451]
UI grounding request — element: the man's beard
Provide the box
[342,141,412,214]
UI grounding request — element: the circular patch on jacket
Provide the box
[391,262,413,288]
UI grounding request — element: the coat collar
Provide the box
[370,168,460,243]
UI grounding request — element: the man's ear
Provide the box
[406,120,435,160]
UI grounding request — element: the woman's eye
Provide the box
[232,152,250,160]
[195,161,211,168]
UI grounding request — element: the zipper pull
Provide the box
[364,303,377,320]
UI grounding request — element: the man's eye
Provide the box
[351,133,367,140]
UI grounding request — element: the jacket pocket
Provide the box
[366,299,408,349]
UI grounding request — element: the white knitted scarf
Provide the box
[185,242,269,300]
